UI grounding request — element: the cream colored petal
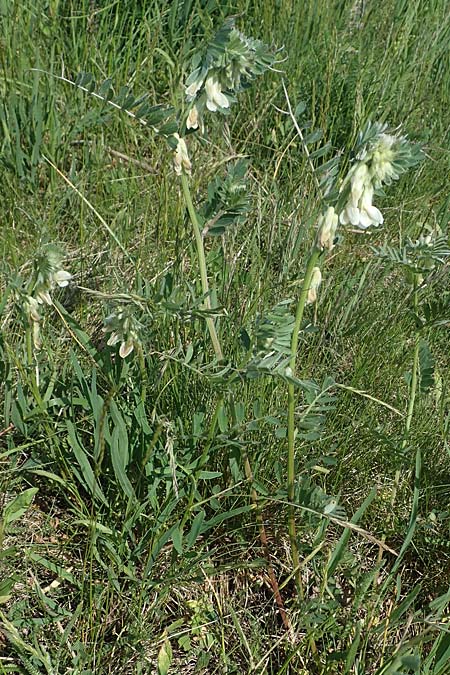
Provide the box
[119,338,134,358]
[186,106,199,130]
[357,210,373,229]
[186,79,203,98]
[107,333,121,346]
[347,205,361,226]
[37,289,52,305]
[53,270,72,287]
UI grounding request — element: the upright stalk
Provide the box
[180,172,290,632]
[25,327,44,408]
[180,172,223,361]
[287,246,320,597]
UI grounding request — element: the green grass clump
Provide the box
[1,1,450,673]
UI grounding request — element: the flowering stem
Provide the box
[180,172,223,361]
[25,327,43,407]
[136,344,148,403]
[287,247,320,596]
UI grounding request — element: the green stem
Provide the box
[287,247,320,597]
[180,172,223,361]
[137,343,148,403]
[25,326,44,408]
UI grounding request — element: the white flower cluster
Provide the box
[183,21,274,138]
[340,163,383,229]
[186,74,230,125]
[22,247,72,349]
[316,206,339,251]
[103,309,141,359]
[184,71,231,136]
[340,132,404,230]
[35,268,72,306]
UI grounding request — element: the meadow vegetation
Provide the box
[1,1,450,673]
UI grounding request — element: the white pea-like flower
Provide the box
[204,76,230,112]
[173,134,192,176]
[103,310,141,359]
[119,336,135,359]
[35,267,72,305]
[185,76,204,99]
[307,267,322,304]
[317,206,339,251]
[25,295,41,322]
[358,183,384,229]
[106,331,136,358]
[52,270,72,287]
[186,105,200,130]
[340,162,383,229]
[23,296,42,349]
[36,288,53,305]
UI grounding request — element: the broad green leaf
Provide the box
[109,400,135,500]
[217,403,228,433]
[419,339,435,391]
[434,632,450,674]
[186,510,206,550]
[66,420,108,506]
[172,526,183,555]
[2,487,38,526]
[327,488,376,578]
[0,578,15,603]
[28,553,79,586]
[158,637,173,675]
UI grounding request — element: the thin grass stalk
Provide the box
[180,172,223,361]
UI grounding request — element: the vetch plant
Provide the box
[12,243,72,394]
[177,19,277,362]
[278,91,425,610]
[44,17,425,631]
[11,14,447,672]
[102,306,143,359]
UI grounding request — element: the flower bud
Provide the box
[307,267,322,304]
[316,207,338,251]
[186,105,200,130]
[173,134,192,176]
[205,76,230,112]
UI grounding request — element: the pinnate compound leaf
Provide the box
[419,339,435,392]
